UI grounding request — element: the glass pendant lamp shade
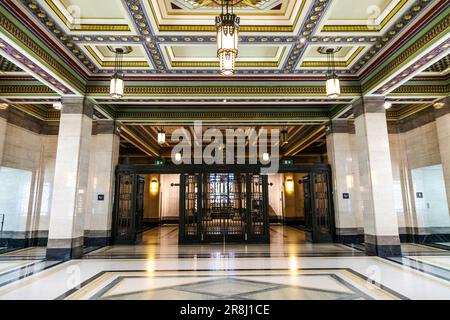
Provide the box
[216,0,240,76]
[281,129,288,146]
[326,75,341,99]
[110,48,125,99]
[157,130,166,144]
[110,74,124,99]
[324,48,341,98]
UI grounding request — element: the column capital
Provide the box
[434,96,450,119]
[325,119,354,135]
[0,106,9,120]
[352,96,385,118]
[61,96,95,118]
[93,120,120,136]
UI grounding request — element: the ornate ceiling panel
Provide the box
[0,0,442,80]
[423,54,450,75]
[0,55,23,73]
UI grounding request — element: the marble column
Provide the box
[46,97,94,260]
[0,108,7,165]
[84,120,120,246]
[435,96,450,210]
[326,120,363,243]
[353,96,402,257]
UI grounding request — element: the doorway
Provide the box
[179,172,269,244]
[112,164,334,245]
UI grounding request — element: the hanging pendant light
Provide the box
[324,48,341,98]
[110,48,124,99]
[281,128,288,146]
[157,128,166,144]
[216,0,240,76]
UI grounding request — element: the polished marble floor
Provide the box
[0,226,449,300]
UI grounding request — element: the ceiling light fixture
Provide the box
[216,0,240,76]
[384,100,392,110]
[52,101,62,110]
[281,128,288,146]
[157,128,166,144]
[319,47,341,98]
[434,102,445,110]
[110,48,125,99]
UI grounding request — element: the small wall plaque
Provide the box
[97,194,105,201]
[343,193,350,199]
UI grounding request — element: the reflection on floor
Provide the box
[85,226,362,260]
[0,225,449,300]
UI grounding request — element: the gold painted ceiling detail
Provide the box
[186,0,268,9]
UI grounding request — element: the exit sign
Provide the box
[155,160,165,166]
[282,159,294,165]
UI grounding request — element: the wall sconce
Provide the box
[285,178,294,194]
[150,179,159,194]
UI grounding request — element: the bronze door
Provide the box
[201,173,247,243]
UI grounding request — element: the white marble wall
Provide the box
[84,133,120,233]
[0,117,6,164]
[47,113,92,242]
[349,134,364,229]
[327,132,362,231]
[355,113,399,238]
[402,122,441,170]
[268,174,283,217]
[436,113,450,209]
[0,124,57,238]
[0,167,32,233]
[388,133,409,231]
[2,124,43,172]
[34,135,58,235]
[160,174,180,220]
[388,121,449,234]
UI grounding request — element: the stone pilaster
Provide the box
[84,120,120,247]
[352,96,402,257]
[435,97,450,212]
[46,97,94,260]
[0,108,7,165]
[326,120,363,243]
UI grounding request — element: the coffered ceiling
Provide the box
[0,0,448,123]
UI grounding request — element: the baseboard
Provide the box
[283,218,305,226]
[400,233,450,244]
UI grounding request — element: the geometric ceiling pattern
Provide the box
[424,54,450,74]
[7,0,441,77]
[0,0,448,160]
[0,0,448,115]
[0,55,22,73]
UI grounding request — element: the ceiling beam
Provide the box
[362,3,450,96]
[0,5,86,95]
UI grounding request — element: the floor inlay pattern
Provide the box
[0,227,449,300]
[60,270,401,300]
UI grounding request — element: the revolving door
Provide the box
[179,173,269,244]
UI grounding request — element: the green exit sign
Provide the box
[282,159,294,165]
[154,160,165,166]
